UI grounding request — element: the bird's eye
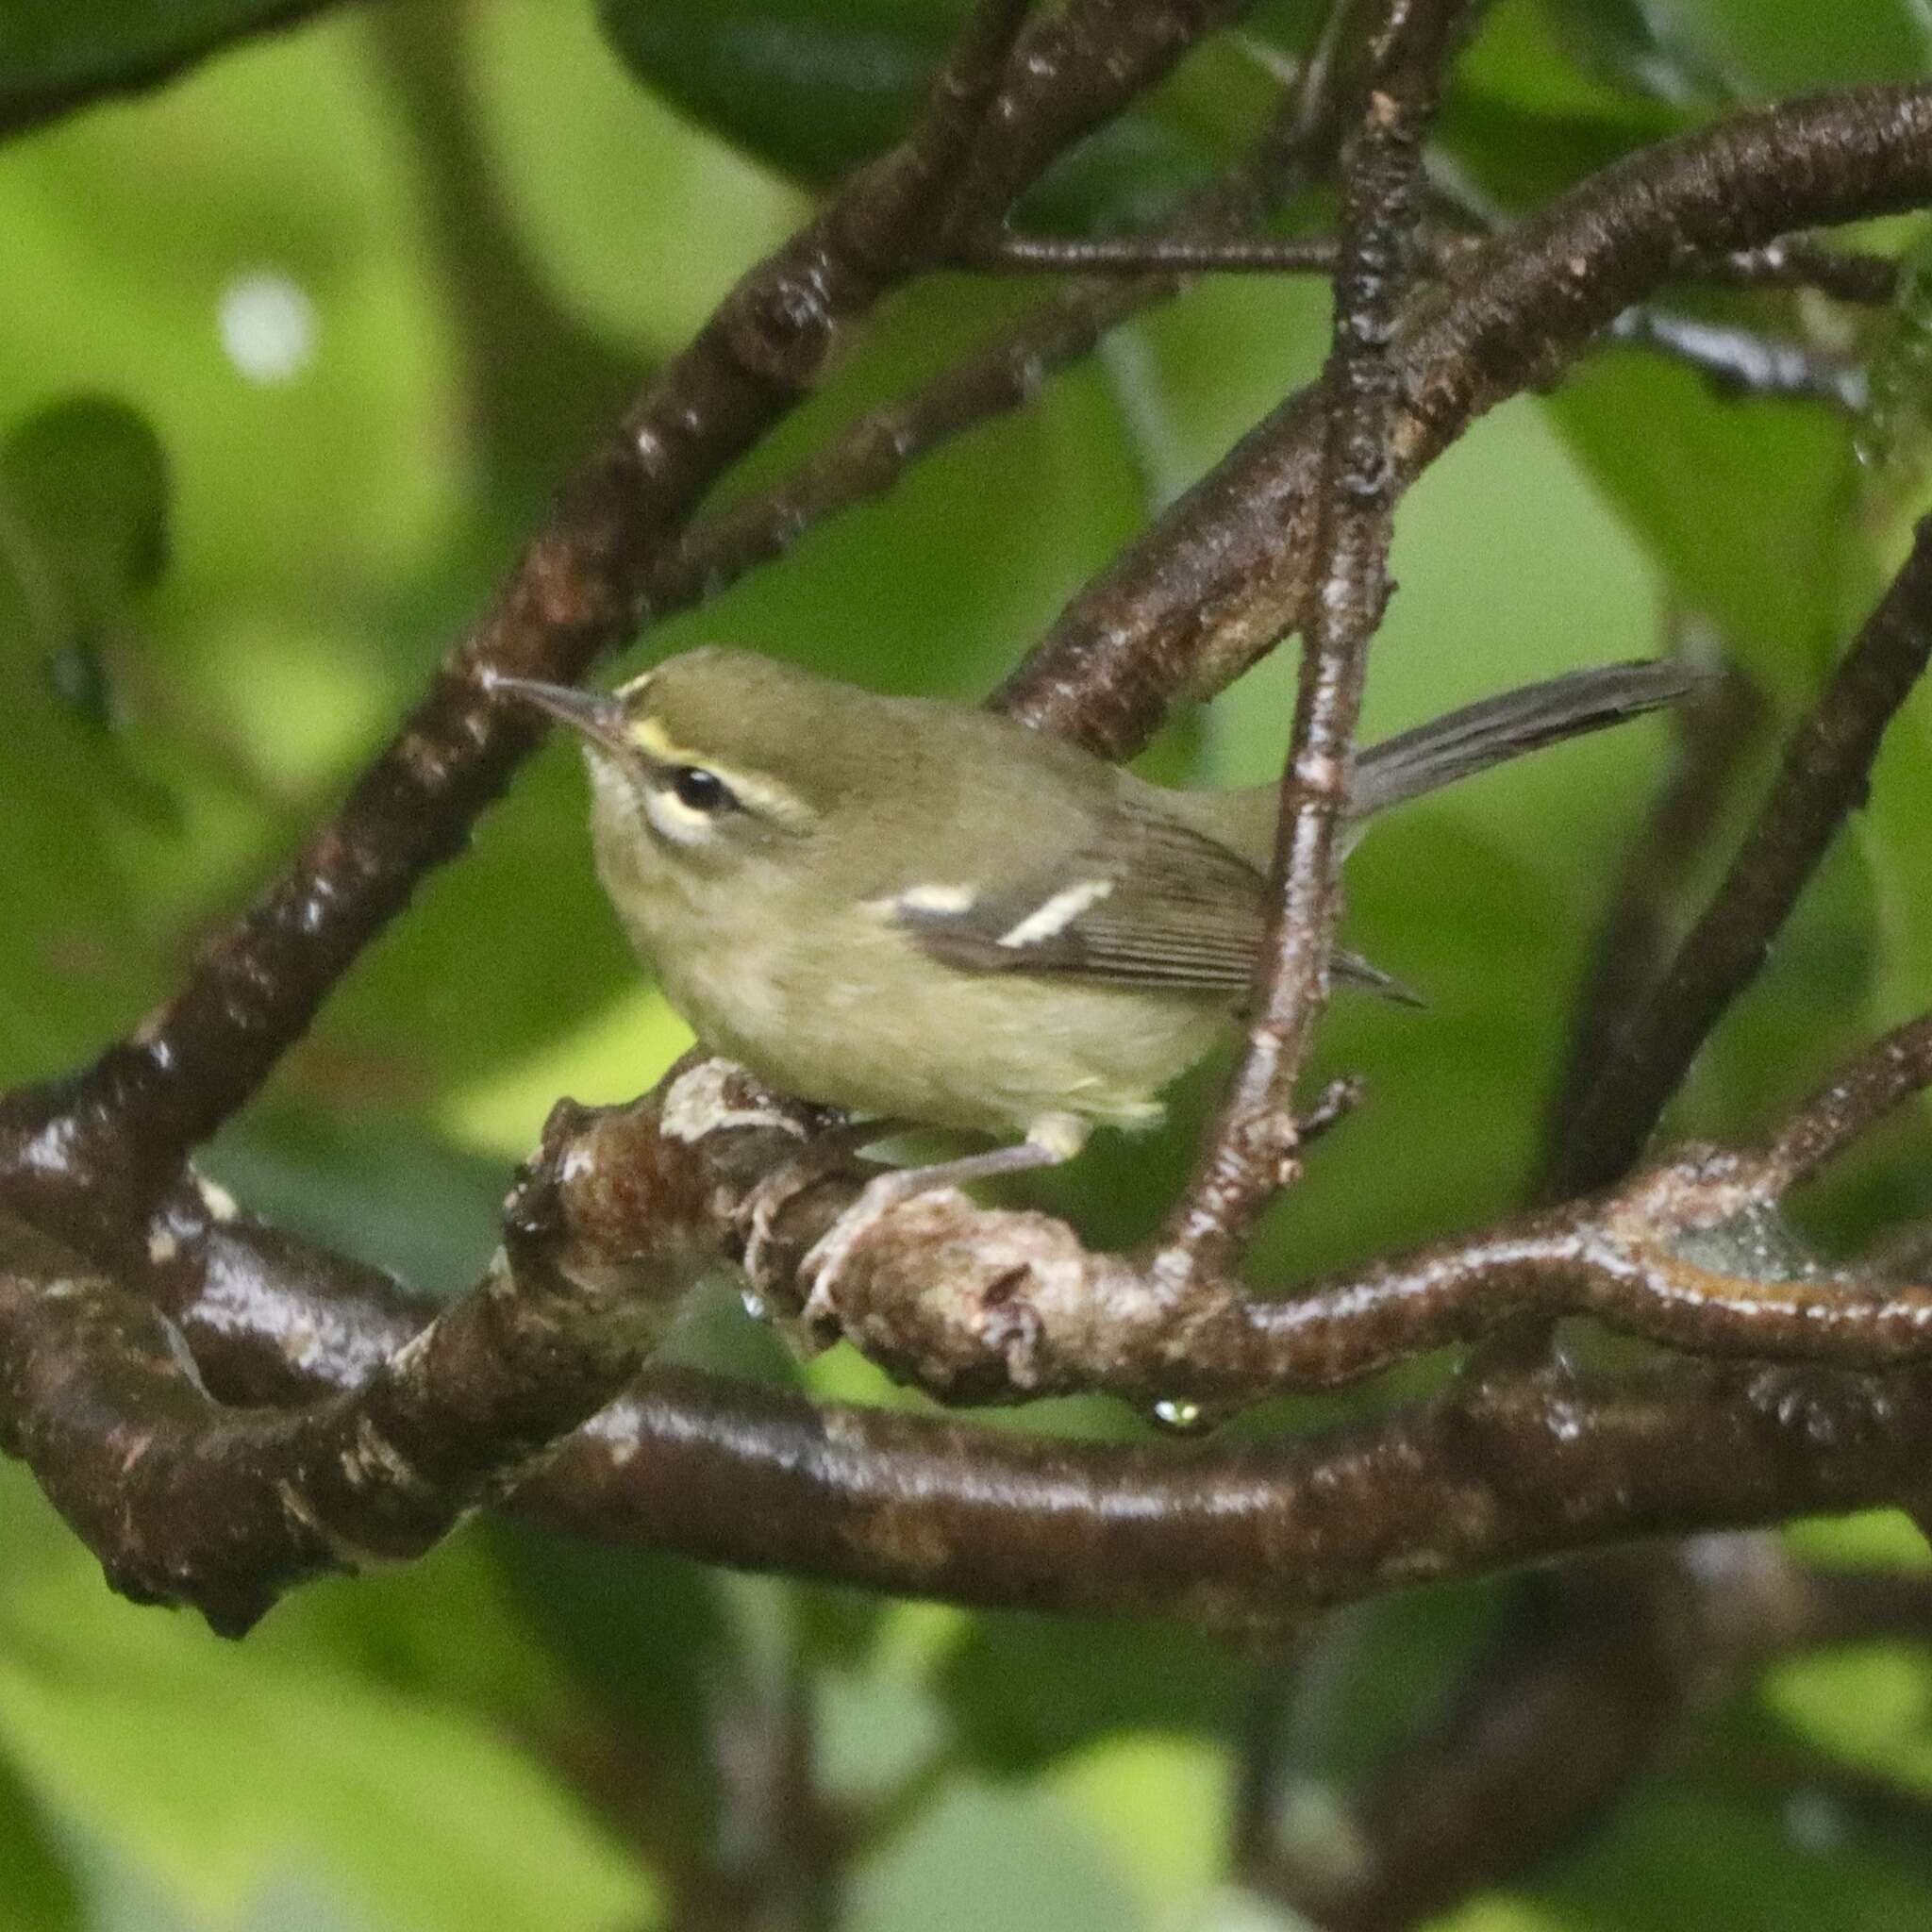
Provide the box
[669,764,734,814]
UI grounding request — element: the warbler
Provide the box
[495,648,1692,1288]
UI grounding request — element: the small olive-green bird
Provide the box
[497,648,1691,1285]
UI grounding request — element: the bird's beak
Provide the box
[491,675,631,757]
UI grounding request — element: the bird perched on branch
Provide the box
[496,648,1695,1301]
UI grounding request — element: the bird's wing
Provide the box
[882,800,1419,1003]
[881,803,1269,993]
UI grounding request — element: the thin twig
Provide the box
[998,82,1932,760]
[1158,0,1473,1275]
[964,231,1342,273]
[1706,234,1900,305]
[961,227,1901,304]
[1763,1011,1932,1191]
[1552,520,1932,1196]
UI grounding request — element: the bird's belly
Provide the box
[658,933,1227,1139]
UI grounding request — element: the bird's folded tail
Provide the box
[1348,658,1705,822]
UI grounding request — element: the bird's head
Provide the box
[491,647,885,879]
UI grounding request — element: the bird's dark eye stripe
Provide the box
[669,764,734,813]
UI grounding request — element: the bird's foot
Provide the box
[797,1170,918,1336]
[736,1119,895,1297]
[796,1125,1081,1338]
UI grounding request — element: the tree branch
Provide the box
[1550,519,1932,1197]
[997,82,1932,759]
[156,1200,1932,1631]
[13,1013,1932,1634]
[1157,0,1473,1275]
[0,1126,692,1636]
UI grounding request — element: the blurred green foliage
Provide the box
[4,0,1932,1927]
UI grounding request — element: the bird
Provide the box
[494,646,1696,1304]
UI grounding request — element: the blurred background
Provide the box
[5,0,1932,1926]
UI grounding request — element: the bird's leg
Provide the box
[738,1116,906,1291]
[798,1113,1089,1331]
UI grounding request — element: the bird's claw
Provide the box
[796,1174,905,1337]
[735,1122,872,1288]
[737,1170,800,1293]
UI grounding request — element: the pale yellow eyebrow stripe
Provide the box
[625,714,812,825]
[626,716,692,762]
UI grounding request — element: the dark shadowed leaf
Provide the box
[0,394,167,626]
[1650,0,1932,97]
[937,1612,1247,1774]
[0,0,337,130]
[1858,222,1932,486]
[595,0,1309,226]
[1545,350,1865,698]
[491,1521,744,1842]
[1445,0,1690,210]
[0,1746,82,1932]
[1530,1774,1932,1929]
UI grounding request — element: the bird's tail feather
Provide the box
[1349,658,1704,820]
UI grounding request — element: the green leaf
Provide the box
[1441,91,1685,214]
[0,402,183,1079]
[1827,543,1932,1172]
[594,0,1289,226]
[0,0,335,129]
[1537,0,1730,105]
[595,0,962,189]
[0,1529,652,1932]
[203,1105,507,1301]
[257,1529,582,1727]
[1046,1736,1225,1924]
[491,1522,743,1841]
[1686,828,1887,1148]
[1543,352,1865,699]
[1857,220,1932,486]
[1446,0,1691,211]
[0,1745,82,1932]
[0,393,169,772]
[1531,1773,1932,1929]
[937,1612,1247,1774]
[1648,0,1932,98]
[1765,1644,1932,1792]
[850,1778,1147,1932]
[0,394,167,629]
